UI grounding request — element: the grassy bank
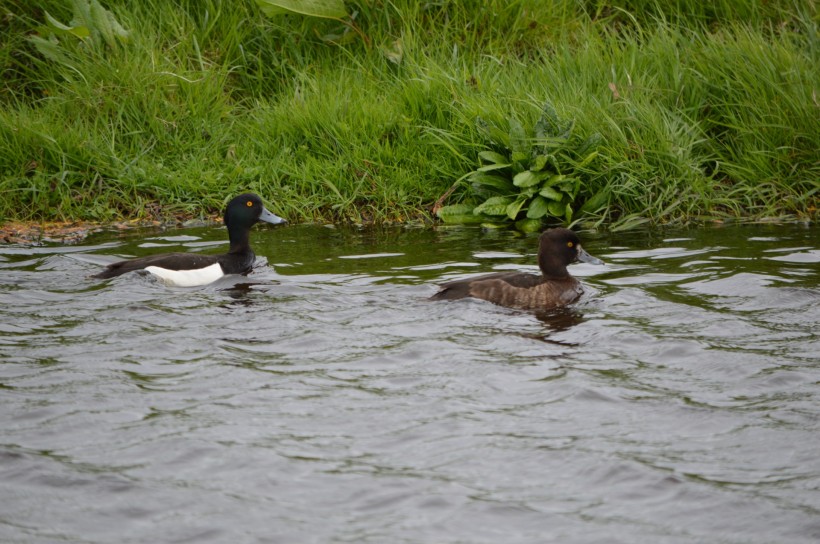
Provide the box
[0,0,817,230]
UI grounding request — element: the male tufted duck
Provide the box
[92,193,286,287]
[430,228,603,310]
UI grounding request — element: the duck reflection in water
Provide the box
[535,307,586,331]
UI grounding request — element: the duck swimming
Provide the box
[92,193,286,287]
[430,228,603,310]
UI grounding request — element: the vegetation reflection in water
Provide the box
[0,223,818,544]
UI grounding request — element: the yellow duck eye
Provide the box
[246,201,254,207]
[567,241,574,248]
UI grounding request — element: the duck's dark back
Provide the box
[92,253,219,278]
[431,272,583,310]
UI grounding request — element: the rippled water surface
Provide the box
[1,222,819,543]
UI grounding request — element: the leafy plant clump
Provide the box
[436,103,607,232]
[29,0,129,57]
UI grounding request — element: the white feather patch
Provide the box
[145,263,224,287]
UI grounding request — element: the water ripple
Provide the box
[0,224,818,543]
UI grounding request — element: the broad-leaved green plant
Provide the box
[437,103,606,231]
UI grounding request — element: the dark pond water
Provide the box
[1,222,819,543]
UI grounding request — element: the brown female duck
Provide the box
[430,228,603,310]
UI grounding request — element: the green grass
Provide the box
[0,0,817,229]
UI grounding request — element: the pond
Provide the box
[1,221,819,543]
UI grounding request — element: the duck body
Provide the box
[430,228,602,310]
[93,193,285,287]
[431,271,584,311]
